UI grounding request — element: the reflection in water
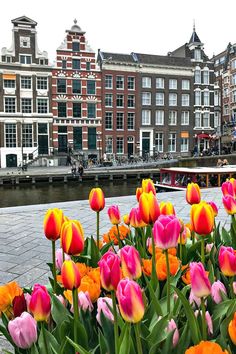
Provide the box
[0,180,139,208]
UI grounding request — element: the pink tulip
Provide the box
[107,205,121,225]
[222,195,236,215]
[166,319,179,347]
[55,248,71,270]
[29,284,51,321]
[56,295,66,306]
[190,262,211,298]
[211,280,227,304]
[195,310,213,335]
[152,215,181,249]
[120,245,142,280]
[221,181,235,198]
[218,246,236,276]
[233,282,236,295]
[207,201,218,217]
[98,251,121,291]
[189,290,201,307]
[8,312,37,349]
[206,243,214,254]
[96,297,115,325]
[78,291,93,312]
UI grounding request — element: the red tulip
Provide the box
[43,208,64,241]
[61,260,81,290]
[190,201,214,235]
[13,294,27,318]
[186,183,201,205]
[61,220,84,256]
[89,188,105,212]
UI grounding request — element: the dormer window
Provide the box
[20,55,31,64]
[194,49,201,61]
[72,42,80,52]
[20,36,30,48]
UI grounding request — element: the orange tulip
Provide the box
[44,208,63,241]
[185,341,228,354]
[123,214,130,225]
[103,225,130,245]
[142,178,156,195]
[190,201,214,235]
[156,254,180,281]
[186,183,201,205]
[89,188,105,212]
[160,201,175,215]
[61,260,81,290]
[142,258,152,277]
[139,192,160,224]
[228,312,236,345]
[61,220,84,256]
[181,265,191,285]
[0,282,23,318]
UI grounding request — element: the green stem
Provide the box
[72,288,79,349]
[111,291,119,354]
[192,231,195,245]
[134,322,143,354]
[201,237,205,265]
[200,298,207,340]
[116,224,122,249]
[164,249,171,314]
[52,240,57,293]
[96,211,100,247]
[41,322,50,354]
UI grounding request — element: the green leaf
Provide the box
[146,315,168,345]
[66,337,90,354]
[119,323,131,354]
[212,299,234,321]
[98,329,108,354]
[176,323,191,353]
[51,294,72,327]
[144,274,163,317]
[221,227,232,246]
[69,316,88,350]
[87,236,100,267]
[0,324,15,347]
[99,311,115,354]
[186,240,201,262]
[30,343,39,354]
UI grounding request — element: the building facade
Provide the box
[52,20,102,160]
[0,16,53,168]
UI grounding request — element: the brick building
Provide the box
[0,16,52,168]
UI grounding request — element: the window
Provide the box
[20,55,31,64]
[128,95,135,108]
[142,77,151,88]
[72,59,80,70]
[156,78,164,89]
[181,138,189,152]
[86,62,91,71]
[88,128,96,149]
[22,124,33,147]
[233,90,236,103]
[37,99,48,114]
[20,36,30,48]
[232,59,236,69]
[156,93,164,105]
[5,123,16,147]
[116,137,124,154]
[105,75,113,88]
[72,42,80,52]
[168,133,176,152]
[73,127,82,150]
[105,112,113,129]
[181,111,189,125]
[214,112,219,128]
[73,103,81,118]
[105,94,113,107]
[116,76,124,89]
[142,92,151,105]
[195,90,201,105]
[169,93,177,106]
[87,103,96,118]
[87,80,95,95]
[128,77,135,90]
[182,79,190,90]
[21,76,31,89]
[169,79,177,89]
[117,112,124,130]
[62,60,67,69]
[142,110,151,125]
[57,79,66,93]
[214,91,219,106]
[106,137,113,153]
[37,77,48,90]
[127,113,135,130]
[203,112,210,127]
[6,56,12,63]
[195,112,201,127]
[224,105,229,115]
[116,94,124,107]
[169,111,177,125]
[72,80,81,94]
[21,98,32,113]
[5,97,16,113]
[182,94,190,106]
[232,73,236,85]
[4,79,15,88]
[203,68,209,84]
[155,110,164,125]
[194,49,201,61]
[203,90,209,105]
[155,132,163,153]
[57,102,67,117]
[195,67,201,84]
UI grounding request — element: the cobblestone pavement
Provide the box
[0,187,229,351]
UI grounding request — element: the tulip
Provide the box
[189,290,201,307]
[29,284,51,322]
[190,201,214,235]
[206,243,215,254]
[96,297,115,325]
[207,201,218,217]
[190,262,211,298]
[120,245,142,280]
[8,312,37,349]
[123,214,130,225]
[218,246,236,277]
[186,183,201,205]
[61,260,81,290]
[160,201,175,215]
[89,188,105,212]
[233,282,236,295]
[61,220,84,256]
[116,278,144,323]
[12,294,27,318]
[228,312,236,345]
[221,181,235,198]
[142,178,156,195]
[166,319,179,347]
[222,195,236,215]
[129,207,146,228]
[108,205,121,225]
[98,251,121,291]
[195,310,213,335]
[136,187,143,202]
[230,178,236,195]
[139,192,160,224]
[71,291,93,313]
[56,248,71,270]
[185,341,228,354]
[211,281,227,304]
[152,215,181,250]
[43,208,63,241]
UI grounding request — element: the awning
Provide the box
[197,133,210,139]
[3,74,16,80]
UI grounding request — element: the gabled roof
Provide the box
[134,52,192,67]
[99,51,135,63]
[11,16,37,27]
[189,25,202,44]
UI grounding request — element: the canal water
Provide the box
[0,180,140,208]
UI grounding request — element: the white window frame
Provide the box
[116,76,124,89]
[105,112,113,130]
[127,77,135,90]
[116,137,124,154]
[142,77,151,88]
[169,93,177,106]
[156,77,164,89]
[105,136,113,153]
[142,110,151,125]
[194,49,201,61]
[168,132,176,152]
[105,75,113,89]
[203,111,210,128]
[195,66,201,84]
[4,97,16,113]
[155,110,164,125]
[20,54,32,64]
[21,76,32,90]
[156,92,164,106]
[37,98,48,114]
[155,132,164,153]
[203,90,210,106]
[181,138,189,152]
[182,79,190,90]
[142,92,151,105]
[181,111,189,125]
[169,79,177,90]
[21,98,32,114]
[37,77,48,90]
[203,68,209,84]
[182,94,190,106]
[169,111,177,125]
[105,94,113,107]
[195,90,201,106]
[195,112,201,128]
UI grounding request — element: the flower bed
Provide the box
[0,179,236,353]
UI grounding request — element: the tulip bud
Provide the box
[107,205,121,225]
[123,214,130,225]
[29,284,51,321]
[61,220,84,256]
[71,291,93,313]
[116,278,144,323]
[89,188,105,212]
[8,312,37,349]
[43,208,63,241]
[206,243,214,254]
[230,178,236,195]
[218,246,236,276]
[96,297,115,325]
[139,192,160,224]
[152,215,181,249]
[12,294,27,318]
[142,178,156,195]
[136,187,142,202]
[56,248,71,270]
[129,207,146,228]
[160,201,175,215]
[222,181,235,198]
[190,201,214,235]
[189,289,201,307]
[195,310,213,335]
[98,251,121,291]
[190,262,211,298]
[186,183,201,205]
[61,260,81,290]
[211,280,227,304]
[222,195,236,215]
[120,245,142,280]
[207,201,218,217]
[166,319,179,347]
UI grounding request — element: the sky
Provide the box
[0,0,236,64]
